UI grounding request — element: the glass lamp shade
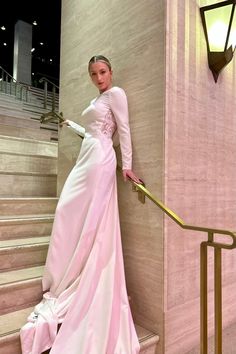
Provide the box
[200,0,236,82]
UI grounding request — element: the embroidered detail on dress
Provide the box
[101,110,116,138]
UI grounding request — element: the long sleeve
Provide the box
[109,88,132,170]
[66,120,86,138]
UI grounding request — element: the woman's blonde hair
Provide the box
[88,55,112,71]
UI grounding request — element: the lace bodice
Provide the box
[67,86,132,170]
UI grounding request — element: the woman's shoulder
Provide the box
[108,86,127,101]
[109,86,126,95]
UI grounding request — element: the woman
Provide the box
[20,55,141,354]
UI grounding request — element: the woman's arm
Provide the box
[62,120,86,138]
[109,88,141,183]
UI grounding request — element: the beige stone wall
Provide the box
[165,0,236,353]
[59,0,166,353]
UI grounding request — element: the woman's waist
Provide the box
[85,130,113,141]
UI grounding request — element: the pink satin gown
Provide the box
[20,86,140,354]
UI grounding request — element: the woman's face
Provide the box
[89,61,112,93]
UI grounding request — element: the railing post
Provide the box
[20,86,23,101]
[10,79,12,95]
[200,242,208,354]
[52,85,56,112]
[0,67,3,92]
[4,73,7,93]
[214,247,222,354]
[43,81,48,109]
[25,86,28,102]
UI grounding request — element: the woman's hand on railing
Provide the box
[122,169,142,184]
[60,119,70,127]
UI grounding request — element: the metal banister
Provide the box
[39,77,59,113]
[129,178,236,354]
[39,76,59,89]
[131,182,236,249]
[0,66,29,101]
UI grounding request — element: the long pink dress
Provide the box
[20,86,140,354]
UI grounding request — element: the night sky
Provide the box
[0,0,61,84]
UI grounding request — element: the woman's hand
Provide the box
[122,169,142,184]
[60,119,70,127]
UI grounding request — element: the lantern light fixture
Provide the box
[200,0,236,82]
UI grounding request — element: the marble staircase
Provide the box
[0,90,159,354]
[0,89,59,353]
[0,92,58,141]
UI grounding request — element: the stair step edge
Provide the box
[0,266,44,286]
[0,236,50,249]
[0,134,58,146]
[0,171,57,177]
[0,197,58,201]
[0,151,57,159]
[0,216,54,224]
[0,276,42,289]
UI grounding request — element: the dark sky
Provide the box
[0,0,61,83]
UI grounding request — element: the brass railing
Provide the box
[129,180,236,354]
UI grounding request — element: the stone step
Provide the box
[24,96,59,106]
[0,91,58,117]
[0,95,24,107]
[0,153,57,175]
[0,111,40,126]
[0,215,54,240]
[137,325,159,353]
[29,86,59,97]
[0,122,58,141]
[0,307,34,354]
[0,236,49,271]
[0,135,58,157]
[0,94,57,114]
[0,84,59,104]
[0,104,43,121]
[0,84,29,100]
[0,266,44,315]
[0,308,159,354]
[0,113,58,132]
[0,173,57,197]
[0,197,58,217]
[23,105,58,116]
[0,93,21,102]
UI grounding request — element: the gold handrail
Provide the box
[40,110,64,124]
[127,176,236,354]
[130,181,236,249]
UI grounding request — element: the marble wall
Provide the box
[59,0,165,353]
[165,0,236,353]
[59,0,236,353]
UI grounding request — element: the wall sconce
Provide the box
[200,0,236,82]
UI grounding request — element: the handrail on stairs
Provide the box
[0,66,29,101]
[39,77,59,115]
[129,178,236,354]
[52,111,235,353]
[0,66,60,113]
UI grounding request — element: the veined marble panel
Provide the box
[165,0,236,352]
[60,0,166,353]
